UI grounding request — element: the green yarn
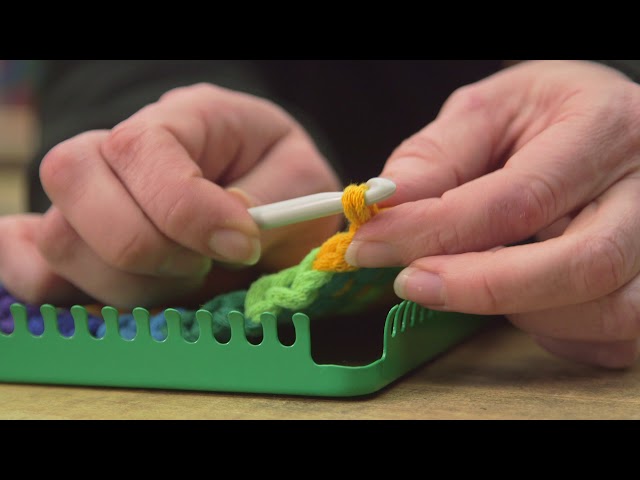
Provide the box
[244,247,401,323]
[177,290,251,341]
[172,247,401,335]
[244,247,334,321]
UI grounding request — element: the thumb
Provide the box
[226,131,343,270]
[226,128,341,209]
[0,214,86,305]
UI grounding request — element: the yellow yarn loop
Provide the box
[312,183,379,272]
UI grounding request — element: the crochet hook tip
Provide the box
[248,177,396,230]
[365,177,396,204]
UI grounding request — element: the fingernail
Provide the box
[159,251,212,277]
[345,240,401,267]
[209,229,261,265]
[226,187,257,208]
[394,267,444,306]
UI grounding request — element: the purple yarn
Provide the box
[0,317,13,334]
[26,309,104,337]
[94,310,186,340]
[0,285,103,337]
[0,286,17,334]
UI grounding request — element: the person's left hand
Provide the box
[0,84,342,309]
[345,60,640,369]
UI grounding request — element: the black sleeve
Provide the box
[27,60,340,213]
[28,60,639,214]
[595,60,640,82]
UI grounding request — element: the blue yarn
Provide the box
[2,267,396,342]
[176,290,260,342]
[0,285,103,336]
[0,284,184,340]
[1,281,244,341]
[95,313,135,340]
[94,310,185,341]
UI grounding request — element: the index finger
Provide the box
[349,98,635,268]
[393,175,640,314]
[100,84,317,264]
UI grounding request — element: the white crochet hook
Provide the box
[248,177,396,230]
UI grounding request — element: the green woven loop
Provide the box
[244,248,334,321]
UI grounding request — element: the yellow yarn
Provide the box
[312,183,379,272]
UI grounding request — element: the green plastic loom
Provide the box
[0,300,491,397]
[0,180,495,396]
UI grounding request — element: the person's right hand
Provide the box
[0,83,342,309]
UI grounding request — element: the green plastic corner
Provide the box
[0,301,490,397]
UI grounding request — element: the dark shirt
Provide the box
[27,60,640,213]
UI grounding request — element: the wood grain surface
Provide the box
[2,322,638,419]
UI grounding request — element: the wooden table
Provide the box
[1,321,639,419]
[1,133,639,419]
[0,105,34,215]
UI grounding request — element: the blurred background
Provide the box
[0,60,39,215]
[0,60,507,216]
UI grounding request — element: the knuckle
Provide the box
[478,272,502,313]
[445,83,489,113]
[485,175,562,244]
[189,82,227,98]
[522,174,564,231]
[600,309,640,342]
[107,230,156,272]
[392,132,449,164]
[102,122,156,173]
[36,215,77,266]
[572,234,628,299]
[159,182,192,236]
[374,204,438,263]
[388,130,465,194]
[433,223,462,255]
[627,85,640,133]
[39,141,81,195]
[597,83,640,140]
[161,82,232,107]
[596,344,638,369]
[599,285,640,340]
[160,82,224,102]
